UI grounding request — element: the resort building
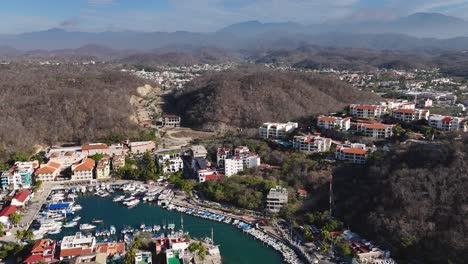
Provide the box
[1,160,38,190]
[356,123,394,138]
[82,143,128,156]
[335,143,369,164]
[47,148,86,168]
[71,158,95,181]
[34,161,62,182]
[60,232,96,261]
[11,189,32,207]
[157,152,184,174]
[24,239,58,264]
[95,157,111,179]
[317,116,351,131]
[127,141,156,154]
[349,104,386,119]
[158,114,181,127]
[292,134,332,153]
[111,155,125,170]
[428,115,468,132]
[392,109,430,122]
[266,186,288,214]
[259,122,298,139]
[135,251,152,264]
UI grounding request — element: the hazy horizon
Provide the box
[2,0,468,34]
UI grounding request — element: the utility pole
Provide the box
[329,174,333,217]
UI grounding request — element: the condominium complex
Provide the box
[292,135,332,153]
[428,115,468,132]
[356,123,394,138]
[349,104,386,119]
[335,143,369,164]
[392,109,430,122]
[217,146,261,177]
[259,122,298,139]
[158,114,181,127]
[316,116,351,131]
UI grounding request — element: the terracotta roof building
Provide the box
[71,158,95,181]
[317,115,351,131]
[35,161,62,182]
[335,143,369,164]
[24,239,58,264]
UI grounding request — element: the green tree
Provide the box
[89,154,104,162]
[22,229,34,241]
[9,213,21,226]
[14,230,24,241]
[0,223,5,236]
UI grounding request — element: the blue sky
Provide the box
[1,0,468,33]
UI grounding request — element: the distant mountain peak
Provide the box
[404,12,465,23]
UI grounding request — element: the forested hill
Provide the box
[333,138,468,264]
[0,63,145,160]
[171,67,380,130]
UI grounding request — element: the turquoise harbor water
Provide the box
[51,194,284,264]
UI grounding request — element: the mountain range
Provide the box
[1,13,468,53]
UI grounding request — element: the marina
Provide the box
[33,185,295,264]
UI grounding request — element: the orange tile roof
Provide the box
[318,116,337,122]
[73,158,95,171]
[31,239,55,254]
[82,143,109,151]
[342,148,368,155]
[48,161,62,169]
[59,248,92,258]
[361,123,392,129]
[353,105,378,110]
[394,109,415,114]
[35,166,57,175]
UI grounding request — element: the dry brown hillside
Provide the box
[0,63,146,160]
[171,66,380,130]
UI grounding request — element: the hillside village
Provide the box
[0,62,467,264]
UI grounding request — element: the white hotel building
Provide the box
[317,116,351,131]
[293,135,332,153]
[259,122,298,139]
[428,115,468,132]
[392,109,430,122]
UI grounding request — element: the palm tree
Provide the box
[15,230,24,241]
[23,229,34,241]
[9,213,22,226]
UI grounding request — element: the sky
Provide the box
[1,0,468,34]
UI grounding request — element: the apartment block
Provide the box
[1,160,39,190]
[259,122,298,139]
[157,152,184,174]
[349,104,386,119]
[34,161,62,182]
[316,116,351,131]
[428,115,468,132]
[335,143,369,164]
[71,158,95,181]
[392,109,430,122]
[357,123,394,138]
[292,135,332,153]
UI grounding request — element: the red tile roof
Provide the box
[59,248,92,258]
[0,205,17,217]
[318,116,337,122]
[73,158,95,171]
[31,239,56,254]
[353,105,378,110]
[362,123,389,129]
[394,109,415,114]
[441,117,453,122]
[297,189,308,195]
[13,189,30,203]
[82,143,109,151]
[341,148,368,155]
